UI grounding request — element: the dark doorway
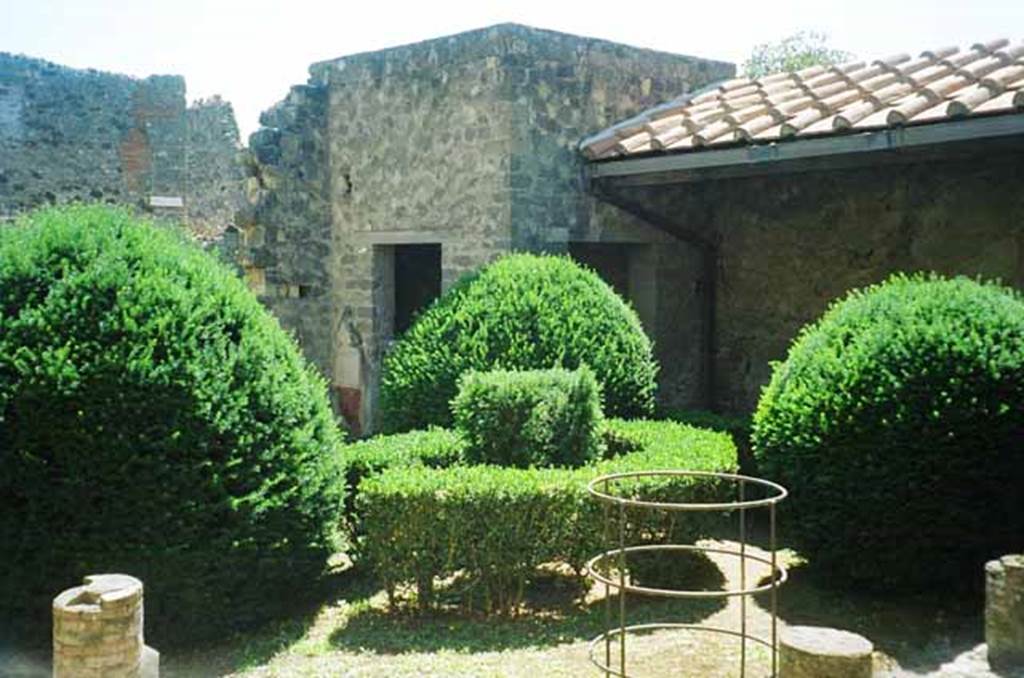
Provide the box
[394,244,442,336]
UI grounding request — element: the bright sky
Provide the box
[3,0,1021,139]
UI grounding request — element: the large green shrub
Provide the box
[753,273,1024,590]
[358,419,736,612]
[453,367,604,468]
[0,205,346,644]
[379,253,658,432]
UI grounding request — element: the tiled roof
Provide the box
[582,39,1024,161]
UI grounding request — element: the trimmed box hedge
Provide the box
[753,273,1024,591]
[0,205,345,645]
[339,426,465,519]
[379,253,658,432]
[356,418,737,613]
[453,367,604,468]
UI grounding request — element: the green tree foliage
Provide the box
[753,273,1024,591]
[742,31,853,78]
[0,205,346,644]
[379,254,658,432]
[453,367,604,468]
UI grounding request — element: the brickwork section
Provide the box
[52,574,150,678]
[0,52,242,237]
[241,24,732,429]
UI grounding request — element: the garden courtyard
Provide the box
[1,205,1021,677]
[1,24,1023,678]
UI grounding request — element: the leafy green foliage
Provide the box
[453,367,604,468]
[0,205,346,644]
[741,31,853,78]
[660,408,755,472]
[339,427,465,518]
[379,254,658,432]
[357,419,736,613]
[753,273,1024,590]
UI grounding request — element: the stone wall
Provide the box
[0,52,242,236]
[186,96,245,239]
[503,30,731,251]
[243,24,733,431]
[0,53,184,217]
[607,151,1024,414]
[236,83,334,384]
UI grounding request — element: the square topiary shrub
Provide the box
[452,366,604,468]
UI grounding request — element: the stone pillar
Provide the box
[986,554,1024,669]
[780,625,873,678]
[52,574,159,678]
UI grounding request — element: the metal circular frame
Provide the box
[585,543,787,598]
[588,623,776,678]
[586,469,786,677]
[586,469,788,511]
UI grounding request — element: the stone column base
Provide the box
[986,554,1024,670]
[780,625,873,678]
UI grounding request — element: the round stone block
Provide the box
[986,554,1024,669]
[53,574,145,678]
[780,625,873,678]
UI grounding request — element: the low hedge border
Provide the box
[356,419,737,613]
[339,427,465,518]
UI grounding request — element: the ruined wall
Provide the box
[0,52,242,236]
[186,96,245,239]
[236,83,334,380]
[0,53,185,216]
[619,152,1024,415]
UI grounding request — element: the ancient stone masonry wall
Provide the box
[235,83,334,383]
[0,52,242,237]
[615,152,1024,415]
[494,27,731,410]
[501,27,733,251]
[0,53,184,217]
[186,96,245,240]
[244,24,736,430]
[314,26,519,430]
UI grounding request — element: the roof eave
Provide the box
[588,113,1024,186]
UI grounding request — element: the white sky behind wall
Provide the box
[2,0,1022,139]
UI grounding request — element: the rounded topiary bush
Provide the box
[0,205,345,644]
[379,253,658,432]
[452,367,605,469]
[753,273,1024,591]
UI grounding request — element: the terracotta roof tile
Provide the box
[581,38,1024,160]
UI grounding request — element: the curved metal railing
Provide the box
[585,470,787,677]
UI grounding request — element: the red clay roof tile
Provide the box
[581,38,1024,160]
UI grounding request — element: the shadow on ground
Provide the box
[164,559,378,677]
[753,559,985,674]
[327,553,728,655]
